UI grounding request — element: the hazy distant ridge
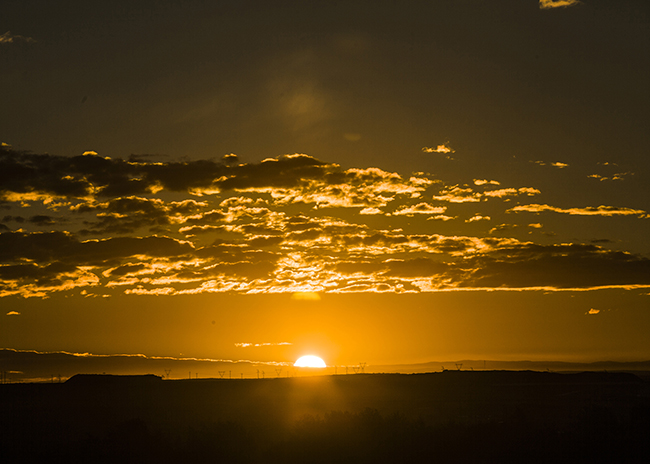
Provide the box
[3,348,650,383]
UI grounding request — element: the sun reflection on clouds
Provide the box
[1,146,649,298]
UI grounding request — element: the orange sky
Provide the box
[1,0,649,368]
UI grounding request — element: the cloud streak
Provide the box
[0,31,36,44]
[539,0,581,9]
[508,204,648,218]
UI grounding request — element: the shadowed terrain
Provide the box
[2,371,649,463]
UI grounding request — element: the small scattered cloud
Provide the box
[466,215,490,223]
[432,186,480,203]
[6,310,20,315]
[586,308,600,315]
[474,179,500,186]
[590,239,613,244]
[222,153,238,164]
[483,187,540,198]
[422,143,454,157]
[423,145,452,154]
[588,172,632,182]
[0,31,36,44]
[490,224,517,234]
[426,215,455,221]
[540,0,582,9]
[509,204,648,218]
[531,160,569,168]
[359,207,383,215]
[528,223,543,229]
[392,203,446,216]
[235,342,293,348]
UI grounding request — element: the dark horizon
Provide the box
[3,347,650,384]
[3,368,648,463]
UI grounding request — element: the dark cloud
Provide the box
[179,225,227,236]
[247,236,284,248]
[0,262,77,283]
[29,215,55,226]
[383,258,449,278]
[0,31,36,44]
[215,155,327,191]
[0,231,193,265]
[106,263,148,277]
[2,215,25,223]
[0,148,228,199]
[182,210,226,225]
[0,148,430,209]
[334,261,386,275]
[454,246,650,289]
[73,197,210,235]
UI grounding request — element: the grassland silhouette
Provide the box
[2,370,649,463]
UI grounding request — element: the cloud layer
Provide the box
[1,147,649,298]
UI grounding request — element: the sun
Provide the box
[294,355,326,368]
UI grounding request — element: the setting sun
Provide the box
[294,355,327,368]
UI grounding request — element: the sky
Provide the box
[1,0,649,370]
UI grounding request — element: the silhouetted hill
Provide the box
[65,373,163,386]
[2,371,648,463]
[4,348,650,383]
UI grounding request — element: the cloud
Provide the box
[29,215,56,226]
[0,231,196,297]
[586,308,600,315]
[0,148,434,213]
[432,185,539,203]
[588,172,632,182]
[432,186,481,203]
[466,215,490,223]
[540,0,582,9]
[4,226,648,296]
[0,231,194,264]
[483,188,540,198]
[2,146,649,297]
[392,203,446,216]
[490,224,518,234]
[474,179,500,186]
[508,204,648,218]
[0,31,36,44]
[235,342,293,347]
[453,245,650,290]
[73,196,208,235]
[359,207,383,215]
[426,215,455,222]
[6,311,20,315]
[531,160,569,167]
[422,143,454,154]
[124,286,176,295]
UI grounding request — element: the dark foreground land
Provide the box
[2,371,649,463]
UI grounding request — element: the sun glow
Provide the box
[294,355,327,368]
